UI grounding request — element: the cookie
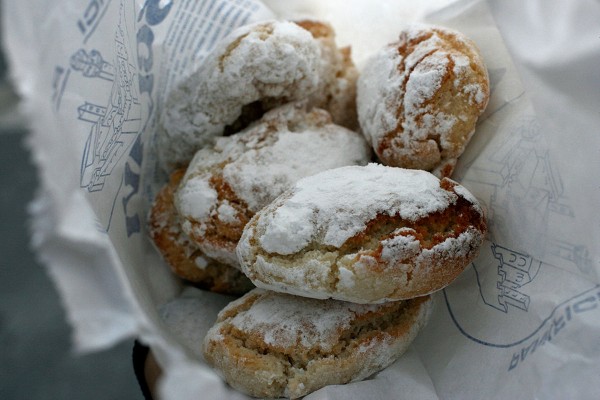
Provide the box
[203,288,432,399]
[237,163,486,303]
[357,25,490,178]
[175,102,371,268]
[148,168,253,295]
[159,20,358,170]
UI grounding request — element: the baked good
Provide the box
[148,168,253,295]
[357,25,490,178]
[175,102,371,268]
[158,20,321,169]
[158,20,358,170]
[237,163,486,303]
[203,288,432,399]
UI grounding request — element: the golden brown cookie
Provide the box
[159,20,359,170]
[203,289,432,399]
[357,25,490,178]
[237,164,487,303]
[175,102,371,268]
[148,169,253,295]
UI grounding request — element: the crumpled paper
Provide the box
[4,0,599,398]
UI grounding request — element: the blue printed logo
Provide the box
[486,244,541,313]
[77,0,113,43]
[119,0,173,236]
[76,43,140,193]
[444,114,596,371]
[52,0,173,234]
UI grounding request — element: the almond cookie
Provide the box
[203,288,432,399]
[148,168,253,295]
[175,102,371,268]
[159,20,358,169]
[237,163,487,303]
[357,25,490,178]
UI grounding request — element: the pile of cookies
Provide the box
[149,19,489,399]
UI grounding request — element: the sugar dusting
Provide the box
[357,25,488,174]
[358,28,456,147]
[380,229,422,263]
[355,45,403,143]
[223,126,370,212]
[403,52,453,140]
[228,289,382,351]
[176,177,216,222]
[159,21,322,168]
[216,201,238,224]
[176,104,371,237]
[258,164,457,254]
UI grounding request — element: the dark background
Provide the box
[0,21,144,400]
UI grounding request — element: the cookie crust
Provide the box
[237,164,486,303]
[148,169,253,295]
[203,289,432,399]
[176,103,371,268]
[357,25,490,178]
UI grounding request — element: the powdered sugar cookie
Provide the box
[203,288,432,399]
[175,102,371,268]
[148,168,253,295]
[357,25,490,178]
[237,164,486,303]
[159,20,358,169]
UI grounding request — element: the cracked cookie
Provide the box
[357,25,490,178]
[158,19,358,170]
[175,102,371,268]
[202,288,432,399]
[237,163,487,303]
[148,168,254,295]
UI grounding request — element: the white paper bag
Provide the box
[4,0,598,398]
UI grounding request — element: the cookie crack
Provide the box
[259,188,480,284]
[377,44,438,158]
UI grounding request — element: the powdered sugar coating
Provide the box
[222,120,370,212]
[228,290,381,351]
[380,229,421,263]
[203,289,433,398]
[176,177,217,224]
[356,45,403,143]
[237,164,487,303]
[357,25,490,178]
[147,169,253,294]
[158,21,322,169]
[256,164,456,254]
[175,103,370,267]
